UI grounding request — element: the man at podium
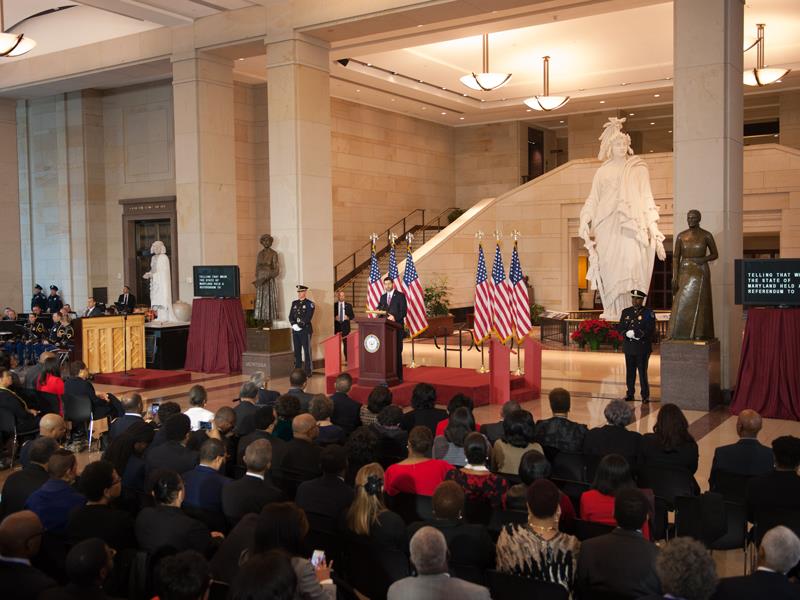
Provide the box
[377,277,407,381]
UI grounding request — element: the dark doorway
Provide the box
[134,219,172,307]
[528,128,545,180]
[647,251,673,310]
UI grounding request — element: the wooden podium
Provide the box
[356,319,402,387]
[72,314,146,374]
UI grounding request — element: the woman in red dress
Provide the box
[384,426,453,496]
[36,356,65,415]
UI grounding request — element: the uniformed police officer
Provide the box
[47,285,64,314]
[23,312,47,364]
[31,284,47,313]
[617,289,656,403]
[289,285,315,377]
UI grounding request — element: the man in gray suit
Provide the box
[388,526,491,600]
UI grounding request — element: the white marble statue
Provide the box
[143,240,177,322]
[578,117,666,320]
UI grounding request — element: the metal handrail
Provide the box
[432,327,475,368]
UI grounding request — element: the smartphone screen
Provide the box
[311,550,325,568]
[149,402,160,417]
[199,421,212,431]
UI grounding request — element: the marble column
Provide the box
[265,34,334,362]
[673,0,744,389]
[0,99,23,310]
[172,52,238,302]
[779,90,800,150]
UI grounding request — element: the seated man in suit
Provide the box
[18,413,66,469]
[182,439,230,517]
[108,393,145,442]
[25,449,86,533]
[582,399,642,465]
[250,371,280,407]
[713,525,800,600]
[0,366,38,434]
[576,488,661,598]
[0,437,58,518]
[533,388,588,453]
[286,369,314,413]
[709,409,774,490]
[273,414,321,483]
[388,526,490,600]
[746,435,800,522]
[222,439,284,527]
[145,414,199,477]
[480,401,521,445]
[330,372,361,434]
[377,276,407,382]
[115,286,136,313]
[0,511,56,598]
[236,406,284,470]
[233,382,259,437]
[82,297,104,318]
[295,444,354,521]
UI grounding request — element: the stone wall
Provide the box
[0,100,22,310]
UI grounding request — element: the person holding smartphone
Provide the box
[184,385,214,431]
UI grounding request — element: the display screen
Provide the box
[735,259,800,306]
[193,265,241,298]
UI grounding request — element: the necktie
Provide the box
[339,302,344,321]
[124,294,128,305]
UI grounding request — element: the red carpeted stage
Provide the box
[93,368,192,389]
[325,366,536,407]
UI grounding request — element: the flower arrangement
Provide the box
[570,318,622,350]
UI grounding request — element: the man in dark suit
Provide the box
[286,369,314,413]
[108,393,146,442]
[746,435,800,521]
[0,511,56,598]
[236,406,285,470]
[0,367,38,434]
[533,388,588,453]
[330,372,361,434]
[712,525,800,600]
[582,399,642,463]
[295,444,354,521]
[334,290,355,360]
[377,276,407,381]
[233,382,259,436]
[18,413,66,469]
[116,286,136,313]
[144,414,198,477]
[616,289,656,403]
[480,401,521,444]
[182,439,230,516]
[0,437,58,517]
[222,439,285,527]
[273,414,321,482]
[82,297,104,318]
[709,409,774,490]
[576,488,661,599]
[25,450,86,533]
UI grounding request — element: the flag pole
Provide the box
[478,340,487,373]
[405,232,418,369]
[511,231,524,375]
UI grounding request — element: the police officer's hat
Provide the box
[630,289,647,299]
[50,285,59,292]
[34,284,42,291]
[296,285,309,292]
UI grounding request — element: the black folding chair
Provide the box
[488,508,528,541]
[36,391,61,415]
[710,471,753,503]
[487,570,569,600]
[552,451,587,482]
[62,393,97,451]
[550,477,591,515]
[636,465,698,504]
[385,493,433,524]
[0,407,37,468]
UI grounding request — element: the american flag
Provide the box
[473,244,493,344]
[387,243,403,292]
[509,242,532,342]
[491,243,514,343]
[402,246,428,338]
[366,245,383,318]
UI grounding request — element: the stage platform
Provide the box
[326,366,537,407]
[93,368,192,389]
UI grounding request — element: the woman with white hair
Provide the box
[582,399,642,467]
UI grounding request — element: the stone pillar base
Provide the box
[241,350,295,378]
[246,328,292,353]
[660,339,722,411]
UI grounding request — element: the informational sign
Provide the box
[193,265,241,298]
[735,259,800,306]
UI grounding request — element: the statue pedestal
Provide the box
[241,328,294,377]
[660,339,722,411]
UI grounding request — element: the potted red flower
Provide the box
[570,318,617,351]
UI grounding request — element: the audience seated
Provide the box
[25,449,86,533]
[189,407,239,479]
[504,450,576,531]
[223,439,285,526]
[274,414,322,482]
[183,384,214,432]
[480,401,520,445]
[361,386,392,427]
[236,406,285,469]
[150,402,182,448]
[24,352,54,391]
[102,420,154,511]
[580,454,652,539]
[345,463,407,552]
[135,469,217,555]
[344,426,380,485]
[19,413,66,469]
[582,399,641,464]
[371,405,409,467]
[233,382,260,437]
[0,511,56,598]
[446,432,507,511]
[182,438,230,516]
[388,526,491,600]
[39,538,116,600]
[746,435,800,521]
[295,444,354,521]
[400,383,447,435]
[709,409,774,490]
[63,360,123,423]
[653,537,717,600]
[576,488,661,598]
[640,403,699,476]
[108,393,145,442]
[0,367,38,433]
[433,407,480,467]
[230,550,298,600]
[35,357,64,415]
[384,426,453,496]
[0,437,57,517]
[251,371,280,408]
[435,394,480,437]
[491,409,543,476]
[407,481,495,577]
[286,369,314,413]
[330,372,361,434]
[66,459,135,551]
[712,525,800,600]
[144,414,198,477]
[155,551,211,600]
[533,388,588,453]
[310,394,346,445]
[496,479,580,593]
[273,394,301,442]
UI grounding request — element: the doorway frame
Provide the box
[119,197,179,305]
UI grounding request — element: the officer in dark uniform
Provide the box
[617,289,656,403]
[31,284,47,313]
[289,285,315,377]
[23,312,47,364]
[47,285,63,314]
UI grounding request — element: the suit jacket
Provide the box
[0,463,49,517]
[108,414,146,441]
[407,518,495,573]
[582,424,642,461]
[533,416,588,453]
[0,559,56,600]
[330,392,361,433]
[182,465,231,514]
[378,291,407,327]
[221,473,285,526]
[576,528,660,599]
[479,420,505,445]
[388,573,491,600]
[712,569,800,600]
[65,503,136,551]
[295,474,354,520]
[25,479,86,533]
[236,430,287,469]
[617,305,655,355]
[116,293,136,312]
[401,407,448,436]
[83,306,104,318]
[286,387,314,413]
[639,434,699,474]
[709,438,774,488]
[256,388,280,407]
[233,400,258,436]
[144,440,198,477]
[334,301,355,336]
[274,438,322,481]
[135,505,213,555]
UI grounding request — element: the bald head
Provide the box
[0,511,44,558]
[292,414,318,442]
[38,351,56,364]
[39,413,67,440]
[737,409,762,439]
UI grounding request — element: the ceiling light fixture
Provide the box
[523,56,569,112]
[459,34,512,92]
[0,1,36,57]
[743,24,790,86]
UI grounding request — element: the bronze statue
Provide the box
[253,234,279,324]
[669,210,718,340]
